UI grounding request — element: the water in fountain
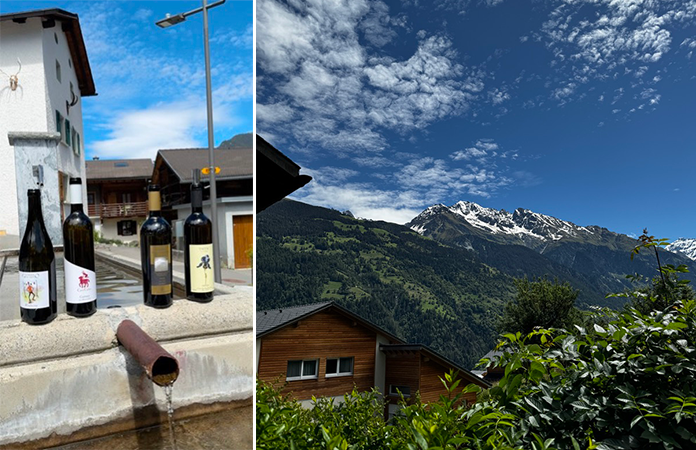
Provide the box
[163,383,178,450]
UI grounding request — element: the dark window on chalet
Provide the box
[87,193,95,205]
[325,357,353,377]
[117,220,136,236]
[286,360,318,381]
[389,385,411,397]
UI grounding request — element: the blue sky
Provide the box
[257,0,696,241]
[2,0,252,160]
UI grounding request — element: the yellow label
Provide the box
[150,244,171,295]
[148,190,161,211]
[189,244,214,293]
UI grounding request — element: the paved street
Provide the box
[95,244,253,286]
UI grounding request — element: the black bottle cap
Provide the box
[148,184,160,192]
[69,177,82,184]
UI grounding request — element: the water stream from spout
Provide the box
[163,383,178,450]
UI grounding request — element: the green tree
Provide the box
[497,277,581,334]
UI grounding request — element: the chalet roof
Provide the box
[381,344,491,388]
[86,158,153,181]
[257,135,312,213]
[156,147,252,183]
[256,301,404,344]
[0,8,97,96]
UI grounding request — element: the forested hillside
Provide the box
[257,199,516,368]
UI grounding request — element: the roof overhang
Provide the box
[1,8,97,97]
[256,135,312,213]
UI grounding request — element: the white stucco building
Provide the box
[0,8,96,246]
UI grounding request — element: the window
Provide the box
[71,128,78,154]
[64,119,71,146]
[74,132,81,156]
[286,360,318,381]
[389,385,411,397]
[121,193,132,203]
[325,357,354,377]
[56,111,65,141]
[117,220,136,236]
[56,60,61,83]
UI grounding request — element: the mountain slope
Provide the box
[218,132,252,149]
[257,199,517,368]
[408,201,696,303]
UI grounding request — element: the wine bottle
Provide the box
[19,189,57,325]
[184,169,214,302]
[140,184,173,308]
[63,177,97,317]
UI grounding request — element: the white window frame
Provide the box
[286,359,319,381]
[325,356,354,378]
[389,385,411,398]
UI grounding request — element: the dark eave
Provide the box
[1,8,97,97]
[256,135,312,213]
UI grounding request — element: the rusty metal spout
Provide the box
[116,319,179,386]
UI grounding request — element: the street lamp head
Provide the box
[155,13,186,28]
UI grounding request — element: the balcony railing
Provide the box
[88,201,148,219]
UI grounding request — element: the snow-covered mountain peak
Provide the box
[411,201,594,242]
[666,238,696,261]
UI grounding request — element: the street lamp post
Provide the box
[156,0,225,283]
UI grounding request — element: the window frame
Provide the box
[389,385,411,398]
[286,359,319,381]
[325,356,354,378]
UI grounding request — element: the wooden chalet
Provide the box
[85,158,153,242]
[256,302,489,417]
[151,147,253,269]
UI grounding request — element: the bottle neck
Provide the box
[148,191,162,217]
[27,191,44,224]
[191,186,203,213]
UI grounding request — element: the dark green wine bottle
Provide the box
[184,169,214,302]
[19,189,57,325]
[140,184,173,308]
[63,177,97,317]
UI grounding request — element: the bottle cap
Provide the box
[148,184,160,192]
[69,177,82,185]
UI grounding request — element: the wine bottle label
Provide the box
[150,244,171,295]
[19,271,50,309]
[69,184,82,204]
[64,259,96,304]
[189,243,214,293]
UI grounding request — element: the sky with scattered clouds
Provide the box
[3,0,252,160]
[257,0,696,240]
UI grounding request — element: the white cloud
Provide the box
[257,0,482,155]
[90,98,236,160]
[75,2,251,155]
[536,0,696,108]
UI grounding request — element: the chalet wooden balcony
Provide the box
[88,201,148,218]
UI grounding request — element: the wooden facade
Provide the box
[257,302,489,412]
[257,309,391,400]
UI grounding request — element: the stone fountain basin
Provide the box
[0,287,253,449]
